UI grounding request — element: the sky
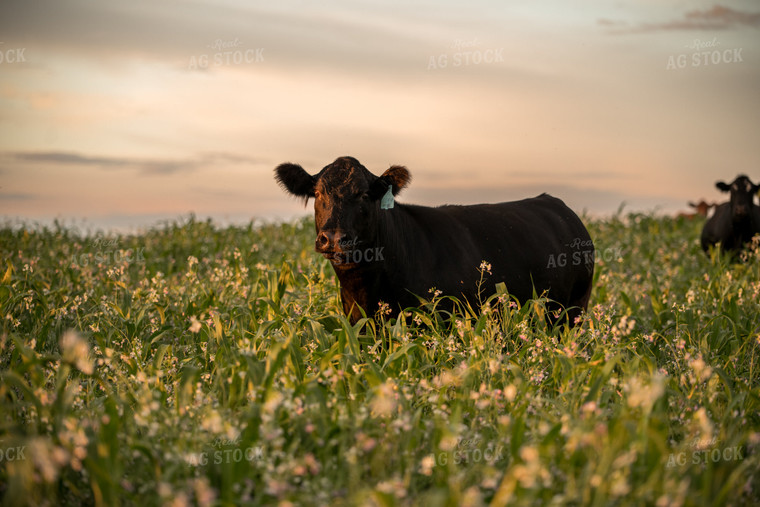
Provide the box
[0,0,758,232]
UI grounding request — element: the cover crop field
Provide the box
[1,213,759,506]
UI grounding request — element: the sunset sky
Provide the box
[1,0,758,231]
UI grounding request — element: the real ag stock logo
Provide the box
[433,437,505,467]
[185,437,264,467]
[665,437,745,467]
[545,238,620,270]
[188,38,264,70]
[0,445,26,462]
[330,236,385,266]
[0,42,26,64]
[666,38,744,70]
[427,38,505,70]
[72,238,145,267]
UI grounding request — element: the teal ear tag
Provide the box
[380,185,394,210]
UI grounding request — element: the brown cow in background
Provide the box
[676,200,716,220]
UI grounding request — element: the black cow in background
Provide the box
[701,174,760,255]
[275,156,594,327]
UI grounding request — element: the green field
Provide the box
[1,213,759,506]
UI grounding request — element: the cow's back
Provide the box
[380,194,594,319]
[448,195,593,309]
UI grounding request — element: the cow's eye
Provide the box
[360,192,369,201]
[314,190,322,199]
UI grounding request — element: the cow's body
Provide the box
[334,198,594,324]
[701,202,760,253]
[275,156,594,326]
[700,175,760,255]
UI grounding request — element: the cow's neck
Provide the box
[734,213,758,241]
[331,262,381,321]
[329,204,420,321]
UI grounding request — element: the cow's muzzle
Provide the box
[733,205,749,221]
[315,230,348,254]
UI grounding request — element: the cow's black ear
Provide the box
[369,165,411,200]
[716,181,730,192]
[379,165,411,196]
[274,163,316,204]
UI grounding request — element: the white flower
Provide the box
[59,330,94,375]
[689,356,712,383]
[193,477,217,507]
[420,455,435,475]
[263,391,284,414]
[201,410,223,434]
[371,380,398,417]
[694,408,713,444]
[189,317,202,333]
[624,373,665,411]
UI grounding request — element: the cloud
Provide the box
[597,18,628,29]
[600,4,760,33]
[0,0,440,79]
[0,191,36,201]
[0,0,532,91]
[10,152,128,167]
[0,0,234,60]
[2,151,267,175]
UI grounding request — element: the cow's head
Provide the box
[274,156,411,262]
[687,200,716,217]
[716,175,759,222]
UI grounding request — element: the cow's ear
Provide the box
[716,181,730,192]
[378,165,411,196]
[274,163,316,203]
[369,165,411,201]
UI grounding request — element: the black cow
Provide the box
[275,156,594,326]
[701,175,760,255]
